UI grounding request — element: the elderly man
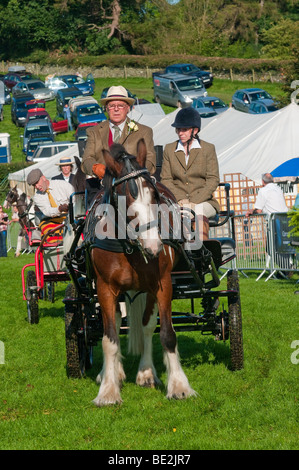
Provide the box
[246,173,288,217]
[81,86,156,200]
[27,168,74,220]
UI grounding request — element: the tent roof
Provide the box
[153,102,299,184]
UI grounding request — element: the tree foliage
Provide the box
[0,0,298,60]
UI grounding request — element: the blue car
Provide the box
[71,103,106,128]
[248,99,279,114]
[57,74,95,96]
[192,96,228,115]
[232,88,276,113]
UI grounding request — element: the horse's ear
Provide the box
[136,139,147,168]
[103,149,122,176]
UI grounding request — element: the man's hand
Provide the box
[58,204,69,213]
[92,163,106,179]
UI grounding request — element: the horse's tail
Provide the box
[126,291,146,355]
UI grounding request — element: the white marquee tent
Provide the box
[153,102,299,184]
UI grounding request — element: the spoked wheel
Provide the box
[26,270,39,324]
[227,269,244,371]
[64,283,93,378]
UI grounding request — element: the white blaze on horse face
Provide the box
[127,178,162,257]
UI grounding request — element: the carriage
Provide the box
[61,142,243,406]
[4,186,71,324]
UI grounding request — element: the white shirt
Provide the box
[175,138,201,165]
[255,183,288,215]
[33,179,74,218]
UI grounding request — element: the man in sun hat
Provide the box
[52,155,76,185]
[81,85,156,200]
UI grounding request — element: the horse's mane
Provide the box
[102,144,157,202]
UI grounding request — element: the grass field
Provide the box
[0,250,298,450]
[0,76,287,166]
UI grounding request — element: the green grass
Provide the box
[0,77,286,165]
[0,250,298,450]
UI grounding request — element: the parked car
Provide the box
[12,79,55,101]
[56,87,83,117]
[11,93,35,127]
[0,79,11,105]
[30,141,78,162]
[231,88,275,113]
[192,96,229,114]
[248,100,279,114]
[153,73,207,107]
[56,74,95,95]
[26,133,55,161]
[22,118,54,153]
[190,103,217,118]
[2,71,33,90]
[74,122,99,141]
[26,109,68,134]
[71,102,106,128]
[164,63,213,88]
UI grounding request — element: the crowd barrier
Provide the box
[211,212,298,281]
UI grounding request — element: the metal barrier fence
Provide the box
[210,213,299,281]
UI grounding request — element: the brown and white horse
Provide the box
[86,140,196,406]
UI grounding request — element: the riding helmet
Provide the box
[171,107,201,131]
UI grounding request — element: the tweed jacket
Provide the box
[51,173,75,186]
[160,139,220,212]
[81,119,156,176]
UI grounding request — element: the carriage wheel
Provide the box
[47,282,55,303]
[227,270,244,371]
[26,270,39,324]
[64,283,93,379]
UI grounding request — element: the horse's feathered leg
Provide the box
[127,292,160,388]
[93,281,124,407]
[157,277,196,400]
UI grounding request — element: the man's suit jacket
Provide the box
[52,173,75,186]
[160,139,220,212]
[81,119,156,176]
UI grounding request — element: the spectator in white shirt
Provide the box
[246,173,288,217]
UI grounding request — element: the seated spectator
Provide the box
[245,173,288,217]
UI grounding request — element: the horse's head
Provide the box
[102,140,163,259]
[3,185,19,209]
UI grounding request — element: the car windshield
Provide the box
[79,105,101,116]
[249,91,272,101]
[193,100,205,108]
[28,82,46,90]
[176,78,203,91]
[181,65,199,73]
[25,126,51,137]
[65,76,85,85]
[203,99,226,109]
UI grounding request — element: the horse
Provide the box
[3,186,36,253]
[84,140,196,406]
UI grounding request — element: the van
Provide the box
[153,73,207,108]
[29,141,78,162]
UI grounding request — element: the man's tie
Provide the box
[113,125,121,143]
[46,189,57,208]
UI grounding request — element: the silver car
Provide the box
[232,88,275,113]
[12,79,55,101]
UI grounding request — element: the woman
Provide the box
[0,205,9,257]
[160,107,220,219]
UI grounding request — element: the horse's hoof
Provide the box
[93,396,123,407]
